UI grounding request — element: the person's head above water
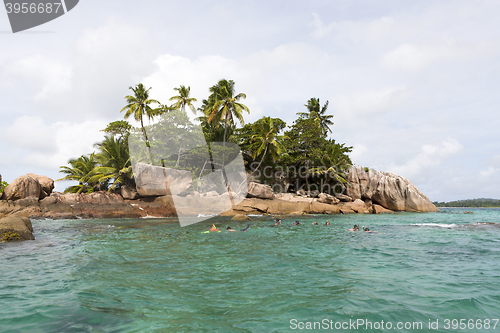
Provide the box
[364,227,370,232]
[354,225,359,230]
[325,221,330,225]
[226,226,232,230]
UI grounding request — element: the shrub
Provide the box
[3,232,21,242]
[0,181,8,194]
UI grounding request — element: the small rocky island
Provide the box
[0,166,438,241]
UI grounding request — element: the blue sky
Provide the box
[1,0,500,201]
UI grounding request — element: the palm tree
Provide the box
[90,136,133,193]
[57,153,100,193]
[250,117,287,172]
[169,85,197,113]
[310,142,352,187]
[204,79,249,146]
[297,98,334,134]
[120,83,161,148]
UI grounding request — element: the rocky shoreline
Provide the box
[0,166,439,241]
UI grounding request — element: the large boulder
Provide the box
[346,165,439,212]
[0,215,35,241]
[121,184,139,200]
[247,182,274,199]
[27,173,54,199]
[134,163,192,197]
[1,175,41,201]
[316,193,340,205]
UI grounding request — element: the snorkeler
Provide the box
[293,221,302,225]
[272,219,282,226]
[209,224,220,232]
[241,224,251,232]
[325,220,330,226]
[347,225,359,231]
[312,222,319,225]
[226,226,237,232]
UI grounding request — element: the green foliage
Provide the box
[310,141,353,185]
[169,85,197,113]
[297,98,334,134]
[59,82,355,197]
[57,153,101,193]
[281,116,327,168]
[91,135,132,192]
[0,180,8,194]
[237,117,287,171]
[202,79,249,145]
[364,167,369,172]
[433,198,500,207]
[101,120,132,138]
[3,232,21,242]
[278,114,352,191]
[121,83,162,149]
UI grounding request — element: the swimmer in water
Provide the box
[293,221,302,225]
[209,224,220,232]
[272,219,282,226]
[226,226,237,232]
[325,220,330,226]
[347,224,359,231]
[241,224,251,232]
[312,222,319,225]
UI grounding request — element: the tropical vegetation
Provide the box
[0,180,8,194]
[59,80,353,196]
[433,198,500,208]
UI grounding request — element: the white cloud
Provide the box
[2,116,106,170]
[3,54,71,101]
[389,139,464,182]
[350,143,368,164]
[480,166,498,177]
[310,13,335,40]
[335,86,407,117]
[143,42,332,124]
[2,116,57,153]
[310,13,394,42]
[382,41,474,71]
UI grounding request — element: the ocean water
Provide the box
[1,208,500,332]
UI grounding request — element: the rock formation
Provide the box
[134,163,192,197]
[0,191,177,220]
[1,173,55,201]
[1,175,41,201]
[346,165,439,212]
[247,182,274,199]
[0,215,35,241]
[120,184,139,200]
[27,173,55,199]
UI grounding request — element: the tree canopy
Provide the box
[59,79,353,197]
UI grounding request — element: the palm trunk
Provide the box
[235,143,268,194]
[140,114,154,163]
[221,113,236,207]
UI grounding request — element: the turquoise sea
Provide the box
[1,208,500,332]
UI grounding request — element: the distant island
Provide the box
[433,198,500,208]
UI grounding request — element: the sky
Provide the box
[1,0,500,201]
